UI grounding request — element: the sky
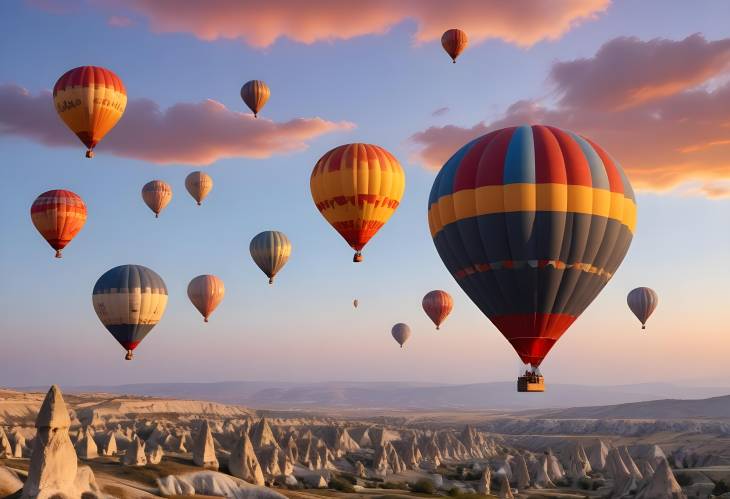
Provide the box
[1,0,729,388]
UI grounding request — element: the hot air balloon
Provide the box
[241,80,270,118]
[53,66,127,158]
[30,190,87,258]
[187,274,225,323]
[142,180,172,218]
[311,143,405,262]
[627,287,658,330]
[391,323,411,348]
[422,290,453,330]
[185,171,213,206]
[428,125,637,392]
[250,231,291,284]
[441,29,468,63]
[92,264,167,360]
[353,299,359,309]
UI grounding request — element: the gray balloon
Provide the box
[627,287,659,330]
[391,323,411,348]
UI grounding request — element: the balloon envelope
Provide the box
[53,66,126,158]
[241,80,270,117]
[188,274,225,322]
[391,323,411,348]
[422,290,453,330]
[441,29,468,63]
[310,143,405,262]
[30,190,87,258]
[627,287,658,329]
[92,264,167,360]
[185,171,213,206]
[250,231,291,284]
[428,125,636,367]
[353,299,359,308]
[142,180,172,217]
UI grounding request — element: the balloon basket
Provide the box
[517,375,544,392]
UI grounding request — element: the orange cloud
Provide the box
[84,0,609,47]
[550,34,730,111]
[410,36,730,197]
[0,84,353,165]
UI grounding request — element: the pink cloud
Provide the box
[550,34,730,110]
[66,0,609,48]
[0,84,354,165]
[409,36,730,197]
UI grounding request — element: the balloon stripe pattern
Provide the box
[311,143,405,258]
[92,265,167,357]
[241,80,270,117]
[422,290,454,330]
[185,171,213,206]
[428,125,636,367]
[187,274,225,322]
[30,190,87,258]
[53,66,126,156]
[627,287,658,328]
[250,231,291,284]
[142,180,173,217]
[441,29,468,63]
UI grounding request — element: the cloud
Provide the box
[35,0,609,48]
[0,84,354,165]
[431,107,450,117]
[550,34,730,110]
[409,36,730,197]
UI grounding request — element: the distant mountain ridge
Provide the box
[14,380,730,411]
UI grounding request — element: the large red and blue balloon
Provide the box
[428,125,637,371]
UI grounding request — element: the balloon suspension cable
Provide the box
[125,350,133,361]
[55,250,62,258]
[86,150,94,158]
[353,251,363,263]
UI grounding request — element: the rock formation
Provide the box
[21,385,102,499]
[251,418,279,449]
[157,470,287,499]
[607,447,631,479]
[101,432,117,456]
[478,467,491,495]
[534,454,555,488]
[229,432,265,486]
[588,439,610,470]
[147,444,164,464]
[0,466,23,497]
[123,435,148,466]
[0,429,12,457]
[497,473,514,499]
[514,452,531,490]
[75,426,98,459]
[635,458,686,499]
[355,460,368,478]
[619,446,643,480]
[193,419,219,469]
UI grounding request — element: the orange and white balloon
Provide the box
[185,171,213,206]
[441,29,468,63]
[141,180,172,218]
[30,190,87,258]
[53,66,126,158]
[187,275,225,323]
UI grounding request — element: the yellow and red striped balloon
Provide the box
[53,66,127,158]
[142,180,172,218]
[422,290,453,330]
[441,29,468,63]
[30,190,87,258]
[240,80,270,118]
[310,143,405,262]
[187,275,225,323]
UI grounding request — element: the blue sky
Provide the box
[1,0,728,387]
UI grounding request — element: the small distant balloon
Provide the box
[422,290,453,330]
[187,274,225,323]
[30,189,87,258]
[391,323,411,349]
[142,180,172,218]
[441,29,468,63]
[185,171,213,206]
[250,231,291,284]
[627,287,659,330]
[53,66,127,158]
[241,80,270,118]
[353,299,359,309]
[92,264,168,360]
